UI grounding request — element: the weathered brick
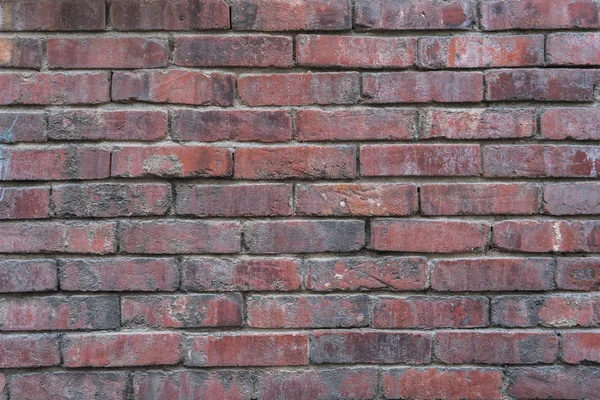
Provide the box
[186,333,309,367]
[557,258,600,291]
[562,331,600,363]
[544,183,600,215]
[296,108,417,141]
[52,183,171,217]
[420,183,540,215]
[182,257,302,292]
[361,145,480,177]
[235,146,355,179]
[48,38,168,69]
[355,0,476,30]
[0,187,49,219]
[541,107,600,140]
[306,257,429,292]
[247,295,370,328]
[548,33,600,65]
[0,260,57,293]
[432,258,555,292]
[363,72,483,103]
[0,0,105,31]
[119,220,240,254]
[111,145,232,178]
[383,368,503,400]
[373,296,489,329]
[0,38,41,68]
[48,110,168,141]
[0,296,119,331]
[112,70,235,105]
[0,112,46,143]
[493,220,600,253]
[370,220,489,253]
[296,183,418,216]
[0,221,116,254]
[244,220,365,254]
[310,331,432,364]
[175,184,292,217]
[172,109,292,143]
[122,294,242,328]
[435,331,558,364]
[232,0,351,31]
[10,372,128,400]
[111,0,230,30]
[508,366,600,400]
[175,35,292,67]
[63,332,182,367]
[421,108,536,140]
[0,334,60,368]
[297,35,415,68]
[60,258,179,292]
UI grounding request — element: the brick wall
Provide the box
[1,0,600,399]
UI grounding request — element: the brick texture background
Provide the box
[0,0,600,399]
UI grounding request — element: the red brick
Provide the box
[175,184,292,217]
[122,294,242,328]
[432,258,555,292]
[0,38,41,68]
[111,145,232,178]
[10,372,128,400]
[0,112,46,143]
[52,183,171,217]
[494,220,600,253]
[2,147,110,180]
[247,295,370,328]
[492,295,600,328]
[186,333,309,367]
[484,145,600,178]
[0,187,49,219]
[541,107,600,140]
[172,109,292,143]
[112,70,235,105]
[297,35,415,68]
[0,0,105,31]
[373,296,489,329]
[111,0,230,30]
[508,366,600,400]
[239,73,359,106]
[48,38,168,69]
[60,258,179,292]
[0,221,116,254]
[356,0,476,30]
[296,183,417,216]
[0,334,60,368]
[371,220,489,253]
[48,110,168,141]
[421,108,536,139]
[435,331,558,364]
[0,72,110,105]
[548,33,600,65]
[257,368,378,400]
[562,331,600,363]
[0,296,119,331]
[557,258,600,291]
[419,35,543,68]
[485,69,596,101]
[235,146,355,179]
[481,0,600,30]
[544,183,600,215]
[306,257,429,292]
[244,220,365,254]
[182,257,301,292]
[363,72,483,103]
[119,220,240,254]
[420,183,540,215]
[133,370,253,400]
[63,332,182,367]
[361,145,480,177]
[232,0,351,30]
[383,368,503,400]
[175,35,292,67]
[310,331,432,364]
[296,108,417,141]
[0,260,57,293]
